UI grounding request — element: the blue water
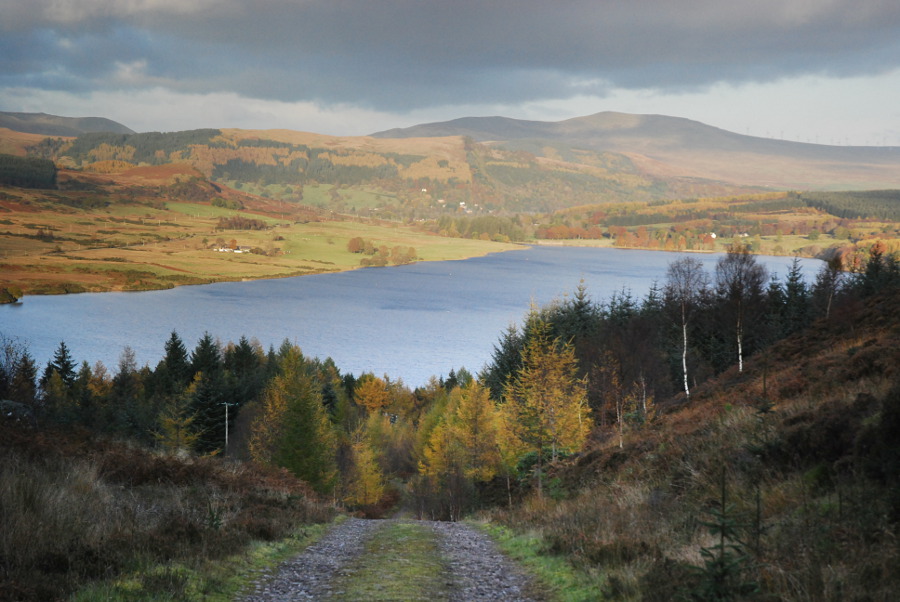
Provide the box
[0,247,820,387]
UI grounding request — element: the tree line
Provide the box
[1,244,897,518]
[0,153,57,189]
[797,190,900,221]
[61,130,222,165]
[347,237,417,266]
[481,244,900,431]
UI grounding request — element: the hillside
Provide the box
[374,111,900,191]
[7,110,900,218]
[481,267,900,600]
[0,111,134,136]
[0,161,519,297]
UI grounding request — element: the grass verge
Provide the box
[70,520,338,601]
[476,521,607,602]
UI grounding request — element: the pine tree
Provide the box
[10,350,37,407]
[783,256,810,334]
[186,371,227,454]
[481,323,524,401]
[190,332,222,378]
[159,330,192,394]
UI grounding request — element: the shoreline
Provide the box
[2,243,532,301]
[2,238,828,303]
[0,232,836,305]
[529,238,827,261]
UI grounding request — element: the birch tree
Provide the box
[665,257,708,398]
[715,245,767,373]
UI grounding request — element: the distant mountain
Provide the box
[373,112,900,190]
[5,110,899,216]
[0,111,134,136]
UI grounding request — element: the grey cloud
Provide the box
[4,0,900,110]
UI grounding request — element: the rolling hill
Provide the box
[0,111,134,136]
[373,111,900,191]
[3,110,900,216]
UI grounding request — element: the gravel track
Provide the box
[239,518,383,601]
[238,517,544,601]
[430,520,545,601]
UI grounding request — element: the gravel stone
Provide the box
[431,520,545,601]
[238,517,545,601]
[238,517,383,601]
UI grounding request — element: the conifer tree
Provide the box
[41,340,77,389]
[345,438,385,506]
[355,375,391,414]
[155,395,200,457]
[159,331,192,394]
[783,256,810,334]
[10,350,37,408]
[502,316,592,494]
[186,371,227,454]
[190,332,222,378]
[481,324,524,401]
[250,345,336,493]
[451,382,502,482]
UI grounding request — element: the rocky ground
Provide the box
[238,517,546,601]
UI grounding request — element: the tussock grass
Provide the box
[486,291,900,601]
[0,426,335,601]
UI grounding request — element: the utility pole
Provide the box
[223,401,236,455]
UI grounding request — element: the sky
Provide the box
[2,0,900,145]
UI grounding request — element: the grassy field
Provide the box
[0,179,520,296]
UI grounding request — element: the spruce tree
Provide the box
[11,351,37,406]
[162,331,192,392]
[42,341,77,388]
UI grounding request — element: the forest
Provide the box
[0,154,57,189]
[2,242,900,599]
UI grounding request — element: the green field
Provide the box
[0,189,520,296]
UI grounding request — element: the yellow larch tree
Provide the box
[354,375,391,414]
[450,382,502,482]
[502,316,592,495]
[154,395,200,457]
[345,438,385,507]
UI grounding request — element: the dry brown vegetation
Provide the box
[487,289,900,600]
[0,166,516,296]
[0,425,334,601]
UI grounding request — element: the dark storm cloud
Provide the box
[4,0,900,109]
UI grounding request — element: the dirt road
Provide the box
[238,517,546,601]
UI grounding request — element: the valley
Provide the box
[1,110,900,601]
